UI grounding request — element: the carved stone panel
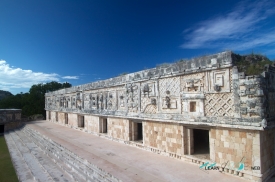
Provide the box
[141,81,157,97]
[76,92,82,110]
[90,93,98,110]
[84,93,90,109]
[71,96,76,109]
[117,89,126,110]
[97,92,104,110]
[143,105,157,114]
[107,91,116,110]
[125,83,139,113]
[140,81,158,113]
[159,77,180,97]
[204,93,234,117]
[207,69,230,93]
[181,72,205,93]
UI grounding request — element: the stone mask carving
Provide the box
[151,98,156,105]
[214,85,221,92]
[165,96,171,108]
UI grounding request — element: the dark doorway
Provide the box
[0,125,4,134]
[56,112,58,122]
[102,118,107,133]
[65,113,68,124]
[137,123,143,140]
[78,115,84,128]
[193,129,209,155]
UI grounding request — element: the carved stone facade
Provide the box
[45,51,275,182]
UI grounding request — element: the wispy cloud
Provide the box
[62,76,79,79]
[0,60,79,92]
[181,0,275,52]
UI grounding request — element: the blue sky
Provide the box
[1,0,275,94]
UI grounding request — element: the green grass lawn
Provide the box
[0,135,18,182]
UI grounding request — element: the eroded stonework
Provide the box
[45,51,275,182]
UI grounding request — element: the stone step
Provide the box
[15,129,72,182]
[4,131,35,182]
[23,126,116,182]
[9,129,53,182]
[22,127,89,182]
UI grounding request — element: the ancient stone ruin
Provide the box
[0,109,22,134]
[45,51,275,181]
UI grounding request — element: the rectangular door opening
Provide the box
[65,113,68,124]
[78,115,84,128]
[101,118,108,133]
[131,121,143,143]
[193,129,210,159]
[56,112,58,122]
[137,123,143,140]
[0,125,4,134]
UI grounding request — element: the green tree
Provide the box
[0,81,71,118]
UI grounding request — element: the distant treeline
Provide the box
[0,81,71,118]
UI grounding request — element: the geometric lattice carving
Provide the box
[84,94,90,109]
[159,77,180,97]
[107,91,116,110]
[143,105,157,114]
[141,97,151,112]
[117,89,126,110]
[205,93,234,116]
[125,83,139,113]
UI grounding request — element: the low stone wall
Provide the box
[49,113,274,182]
[208,127,275,181]
[0,109,22,132]
[143,121,183,155]
[4,121,23,131]
[108,118,130,141]
[85,115,100,133]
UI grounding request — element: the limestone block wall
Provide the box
[50,111,56,122]
[46,111,50,121]
[260,129,275,175]
[15,113,21,120]
[4,121,22,131]
[107,118,130,141]
[57,112,65,124]
[68,113,78,128]
[210,128,262,174]
[143,121,183,154]
[85,115,100,133]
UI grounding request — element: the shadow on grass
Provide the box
[0,135,18,182]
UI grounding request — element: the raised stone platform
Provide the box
[5,120,249,182]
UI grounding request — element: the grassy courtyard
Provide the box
[0,135,18,182]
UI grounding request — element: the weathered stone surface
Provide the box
[44,51,275,182]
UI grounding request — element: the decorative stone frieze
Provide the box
[45,51,275,129]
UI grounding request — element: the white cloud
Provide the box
[181,0,275,52]
[0,60,79,92]
[62,76,79,79]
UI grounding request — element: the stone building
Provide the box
[0,109,22,134]
[45,51,275,181]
